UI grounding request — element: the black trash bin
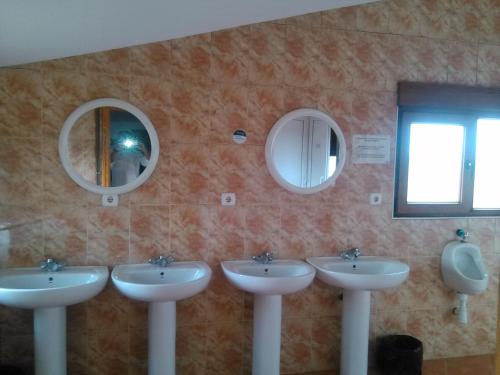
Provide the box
[376,335,423,375]
[0,365,25,375]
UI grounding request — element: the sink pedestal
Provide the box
[34,307,66,375]
[252,295,282,375]
[220,259,316,375]
[111,262,212,375]
[0,266,108,375]
[148,301,176,375]
[341,291,370,375]
[306,257,410,375]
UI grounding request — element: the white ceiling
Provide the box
[0,0,376,67]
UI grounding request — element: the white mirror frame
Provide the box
[59,98,160,196]
[265,108,346,195]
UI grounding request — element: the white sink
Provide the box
[111,261,212,375]
[306,256,409,290]
[112,261,211,302]
[0,266,109,375]
[221,259,315,375]
[221,259,315,295]
[307,256,410,375]
[0,266,109,308]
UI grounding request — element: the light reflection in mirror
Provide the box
[68,107,152,188]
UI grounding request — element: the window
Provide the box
[395,83,500,217]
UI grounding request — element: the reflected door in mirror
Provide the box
[272,116,338,188]
[68,107,152,188]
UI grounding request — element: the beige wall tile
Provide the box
[1,0,500,373]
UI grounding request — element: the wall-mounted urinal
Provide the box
[441,229,488,324]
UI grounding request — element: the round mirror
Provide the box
[265,108,346,194]
[59,98,160,195]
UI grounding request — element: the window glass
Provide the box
[396,82,500,217]
[473,118,500,209]
[328,156,337,178]
[407,123,465,204]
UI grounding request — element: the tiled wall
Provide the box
[1,0,500,373]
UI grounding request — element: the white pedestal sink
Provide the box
[111,261,212,375]
[0,266,109,375]
[221,259,315,375]
[307,256,409,375]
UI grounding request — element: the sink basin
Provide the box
[307,256,410,375]
[0,266,109,309]
[221,259,315,295]
[0,265,109,375]
[111,261,212,302]
[306,256,409,290]
[111,261,212,375]
[221,259,315,375]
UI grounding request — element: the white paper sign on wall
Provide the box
[352,135,391,164]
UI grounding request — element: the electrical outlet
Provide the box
[102,194,119,207]
[369,193,382,205]
[221,193,236,206]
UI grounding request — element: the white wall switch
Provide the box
[221,192,236,206]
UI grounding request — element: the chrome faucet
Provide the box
[339,248,361,261]
[252,251,274,264]
[148,255,175,267]
[40,258,65,272]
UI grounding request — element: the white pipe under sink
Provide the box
[455,292,468,325]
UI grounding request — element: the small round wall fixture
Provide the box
[232,129,247,144]
[265,108,346,194]
[59,98,160,197]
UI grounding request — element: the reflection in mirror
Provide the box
[266,108,346,195]
[273,116,339,188]
[68,107,152,188]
